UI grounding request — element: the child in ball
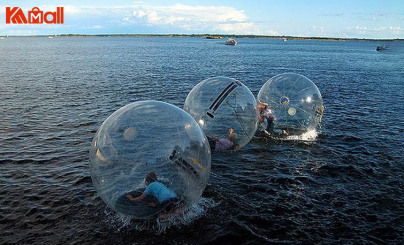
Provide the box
[258,100,288,136]
[209,128,238,151]
[127,172,181,218]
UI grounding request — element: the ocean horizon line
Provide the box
[1,33,402,42]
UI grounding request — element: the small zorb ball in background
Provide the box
[257,73,324,134]
[89,100,211,219]
[183,77,259,150]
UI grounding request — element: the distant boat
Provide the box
[206,36,222,39]
[0,37,4,40]
[283,38,287,42]
[225,37,237,45]
[376,46,388,51]
[48,36,53,39]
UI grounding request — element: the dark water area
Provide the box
[0,37,403,244]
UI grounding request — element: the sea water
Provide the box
[0,36,403,244]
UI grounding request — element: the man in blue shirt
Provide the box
[127,172,181,218]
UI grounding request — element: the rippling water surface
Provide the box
[0,37,403,244]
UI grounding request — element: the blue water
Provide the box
[0,37,403,244]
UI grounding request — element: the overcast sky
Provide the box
[0,0,402,38]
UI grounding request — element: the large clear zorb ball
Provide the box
[89,100,211,219]
[184,77,259,150]
[257,73,324,133]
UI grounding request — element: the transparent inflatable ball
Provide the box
[89,100,211,219]
[184,77,259,151]
[257,73,324,134]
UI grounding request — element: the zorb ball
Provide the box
[184,77,259,150]
[257,73,324,133]
[89,100,211,219]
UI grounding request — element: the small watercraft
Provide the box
[376,46,388,51]
[225,37,237,45]
[206,36,222,39]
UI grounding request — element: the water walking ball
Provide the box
[183,77,259,150]
[89,100,211,219]
[257,73,324,133]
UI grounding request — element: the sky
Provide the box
[0,0,403,39]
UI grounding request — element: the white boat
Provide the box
[225,37,237,45]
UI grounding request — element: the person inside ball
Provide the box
[127,172,182,218]
[258,100,288,136]
[209,128,238,151]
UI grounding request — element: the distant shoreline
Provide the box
[1,34,402,42]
